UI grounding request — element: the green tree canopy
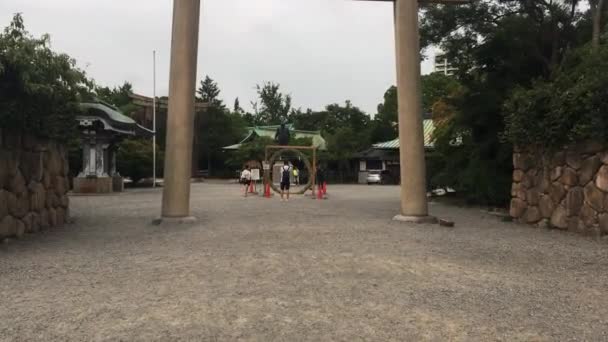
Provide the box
[252,82,292,125]
[0,14,91,141]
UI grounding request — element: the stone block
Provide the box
[23,151,44,183]
[515,186,527,201]
[566,152,582,170]
[510,198,527,219]
[39,209,50,229]
[525,207,542,224]
[579,155,601,186]
[550,167,563,182]
[538,218,551,229]
[30,212,41,232]
[0,190,8,219]
[595,165,608,192]
[565,187,584,217]
[9,169,27,195]
[580,204,598,227]
[29,182,46,212]
[540,170,551,193]
[22,213,34,233]
[568,218,585,233]
[539,195,554,218]
[513,170,525,182]
[559,167,578,186]
[578,141,604,155]
[584,182,605,212]
[549,182,567,204]
[552,151,566,167]
[46,191,59,209]
[42,171,51,189]
[15,219,25,238]
[601,152,608,165]
[53,176,67,196]
[5,150,20,177]
[513,153,531,171]
[511,182,520,197]
[599,214,608,235]
[0,150,9,189]
[44,147,63,177]
[48,208,57,227]
[527,189,540,206]
[56,208,66,226]
[8,192,29,218]
[60,195,69,208]
[550,205,568,229]
[73,177,113,194]
[0,215,16,238]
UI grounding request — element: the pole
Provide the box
[160,0,201,220]
[152,50,157,188]
[393,0,435,223]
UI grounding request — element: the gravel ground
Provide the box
[1,183,607,341]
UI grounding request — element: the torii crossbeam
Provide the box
[159,0,469,224]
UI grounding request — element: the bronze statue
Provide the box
[275,123,291,146]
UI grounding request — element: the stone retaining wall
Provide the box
[0,131,70,240]
[510,142,608,236]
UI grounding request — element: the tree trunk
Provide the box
[591,0,605,49]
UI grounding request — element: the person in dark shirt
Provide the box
[280,161,291,201]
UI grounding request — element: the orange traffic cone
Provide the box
[317,185,323,200]
[249,182,255,194]
[265,183,271,198]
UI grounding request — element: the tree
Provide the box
[192,76,246,176]
[117,139,163,184]
[0,14,91,141]
[415,0,602,205]
[252,82,292,125]
[197,76,224,108]
[96,82,136,116]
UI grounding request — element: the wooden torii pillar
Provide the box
[357,0,468,223]
[159,0,468,223]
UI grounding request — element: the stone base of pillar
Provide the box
[152,216,198,226]
[112,176,124,192]
[393,215,438,224]
[73,177,113,194]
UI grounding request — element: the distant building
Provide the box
[354,118,436,184]
[434,52,457,76]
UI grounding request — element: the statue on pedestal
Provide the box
[275,122,291,146]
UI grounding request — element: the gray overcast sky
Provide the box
[1,0,434,114]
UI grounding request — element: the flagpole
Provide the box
[152,50,157,188]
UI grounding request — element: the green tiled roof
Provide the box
[224,125,327,150]
[79,101,154,137]
[373,119,436,149]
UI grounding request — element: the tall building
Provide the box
[434,52,457,76]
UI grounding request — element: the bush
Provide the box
[0,14,91,142]
[116,139,163,184]
[504,44,608,149]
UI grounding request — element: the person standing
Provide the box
[293,167,300,186]
[280,161,291,201]
[240,165,252,197]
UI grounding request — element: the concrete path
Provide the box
[1,184,607,341]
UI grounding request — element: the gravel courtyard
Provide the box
[1,183,607,341]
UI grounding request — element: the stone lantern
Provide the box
[73,101,153,194]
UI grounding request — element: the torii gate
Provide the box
[158,0,467,224]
